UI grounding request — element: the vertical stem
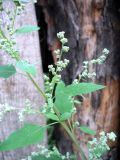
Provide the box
[11,5,17,30]
[26,73,47,100]
[60,122,87,160]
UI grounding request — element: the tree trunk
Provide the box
[0,1,45,160]
[38,0,120,159]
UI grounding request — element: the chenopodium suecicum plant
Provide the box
[0,0,116,160]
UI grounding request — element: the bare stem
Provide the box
[60,122,87,160]
[27,73,46,100]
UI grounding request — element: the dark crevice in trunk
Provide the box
[35,3,54,73]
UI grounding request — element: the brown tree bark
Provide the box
[0,2,45,160]
[38,0,120,159]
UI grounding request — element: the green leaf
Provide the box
[16,60,36,76]
[55,92,73,114]
[0,65,16,78]
[65,82,105,96]
[55,82,74,113]
[79,126,96,135]
[60,112,71,121]
[0,124,45,151]
[55,81,65,97]
[15,25,40,34]
[44,113,59,121]
[55,81,105,114]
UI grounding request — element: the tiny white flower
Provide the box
[107,132,116,141]
[99,131,105,136]
[103,48,109,55]
[60,38,68,44]
[57,31,65,39]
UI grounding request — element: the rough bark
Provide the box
[38,0,120,159]
[0,1,45,160]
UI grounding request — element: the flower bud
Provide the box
[62,46,69,52]
[60,38,68,44]
[57,31,65,39]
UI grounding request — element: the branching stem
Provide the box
[60,122,87,160]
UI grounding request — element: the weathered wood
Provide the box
[0,1,45,160]
[38,0,120,159]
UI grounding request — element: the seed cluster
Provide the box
[43,31,70,114]
[88,131,116,160]
[79,48,109,79]
[21,145,73,160]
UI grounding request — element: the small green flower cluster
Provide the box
[79,48,109,79]
[18,99,37,122]
[88,131,116,160]
[54,31,69,59]
[21,145,74,160]
[57,31,69,53]
[0,0,37,59]
[0,2,20,58]
[43,31,70,113]
[0,99,38,122]
[14,0,37,14]
[0,37,19,58]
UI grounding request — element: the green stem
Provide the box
[0,29,46,100]
[60,122,87,160]
[67,119,73,132]
[46,121,59,127]
[27,73,47,100]
[13,50,46,100]
[11,5,17,30]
